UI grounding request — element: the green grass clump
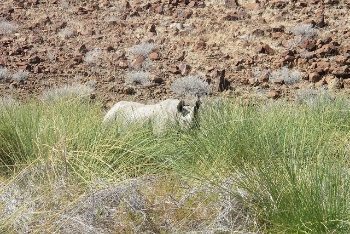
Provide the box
[0,96,350,233]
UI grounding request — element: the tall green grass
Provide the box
[1,96,350,233]
[170,98,350,233]
[0,99,172,180]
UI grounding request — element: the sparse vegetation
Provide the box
[290,24,318,38]
[125,71,150,86]
[1,96,350,233]
[41,83,94,101]
[269,67,303,85]
[12,70,29,82]
[171,75,211,97]
[0,20,18,35]
[0,67,10,80]
[295,88,334,106]
[288,24,318,49]
[129,42,155,57]
[58,27,75,39]
[84,48,101,64]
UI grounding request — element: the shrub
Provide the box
[0,20,18,35]
[290,24,317,38]
[12,70,29,82]
[129,42,155,57]
[171,75,211,97]
[125,71,150,86]
[41,83,94,101]
[269,67,302,85]
[58,27,75,39]
[287,24,318,49]
[84,48,101,64]
[0,67,10,80]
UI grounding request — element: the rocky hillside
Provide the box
[0,0,349,107]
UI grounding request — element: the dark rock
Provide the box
[309,72,321,82]
[257,43,275,55]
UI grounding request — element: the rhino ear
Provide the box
[195,99,201,110]
[177,100,185,112]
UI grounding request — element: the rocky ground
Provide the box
[0,0,349,108]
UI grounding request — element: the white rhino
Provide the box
[103,99,200,134]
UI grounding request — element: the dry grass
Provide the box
[0,20,18,35]
[12,70,29,82]
[125,71,151,86]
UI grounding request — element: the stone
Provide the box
[223,12,240,21]
[327,76,343,90]
[300,39,317,51]
[154,5,164,14]
[149,52,160,61]
[176,51,186,61]
[270,0,288,8]
[118,60,128,69]
[188,1,196,8]
[73,55,83,64]
[185,9,193,19]
[195,40,206,50]
[334,55,349,65]
[267,90,280,99]
[249,78,259,86]
[169,66,180,74]
[315,61,330,73]
[178,63,190,76]
[152,75,164,84]
[33,66,43,74]
[0,57,6,66]
[316,44,338,57]
[257,43,275,55]
[257,71,270,83]
[106,46,115,52]
[29,55,42,64]
[149,24,157,34]
[252,29,265,37]
[124,86,136,95]
[332,65,350,78]
[309,72,321,82]
[224,0,239,8]
[79,44,88,54]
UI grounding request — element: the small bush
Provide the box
[0,67,10,80]
[295,88,334,106]
[12,70,29,82]
[84,48,101,64]
[41,83,94,101]
[125,71,150,86]
[171,75,211,97]
[290,24,317,38]
[58,27,75,39]
[269,67,302,85]
[0,20,18,35]
[129,42,155,57]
